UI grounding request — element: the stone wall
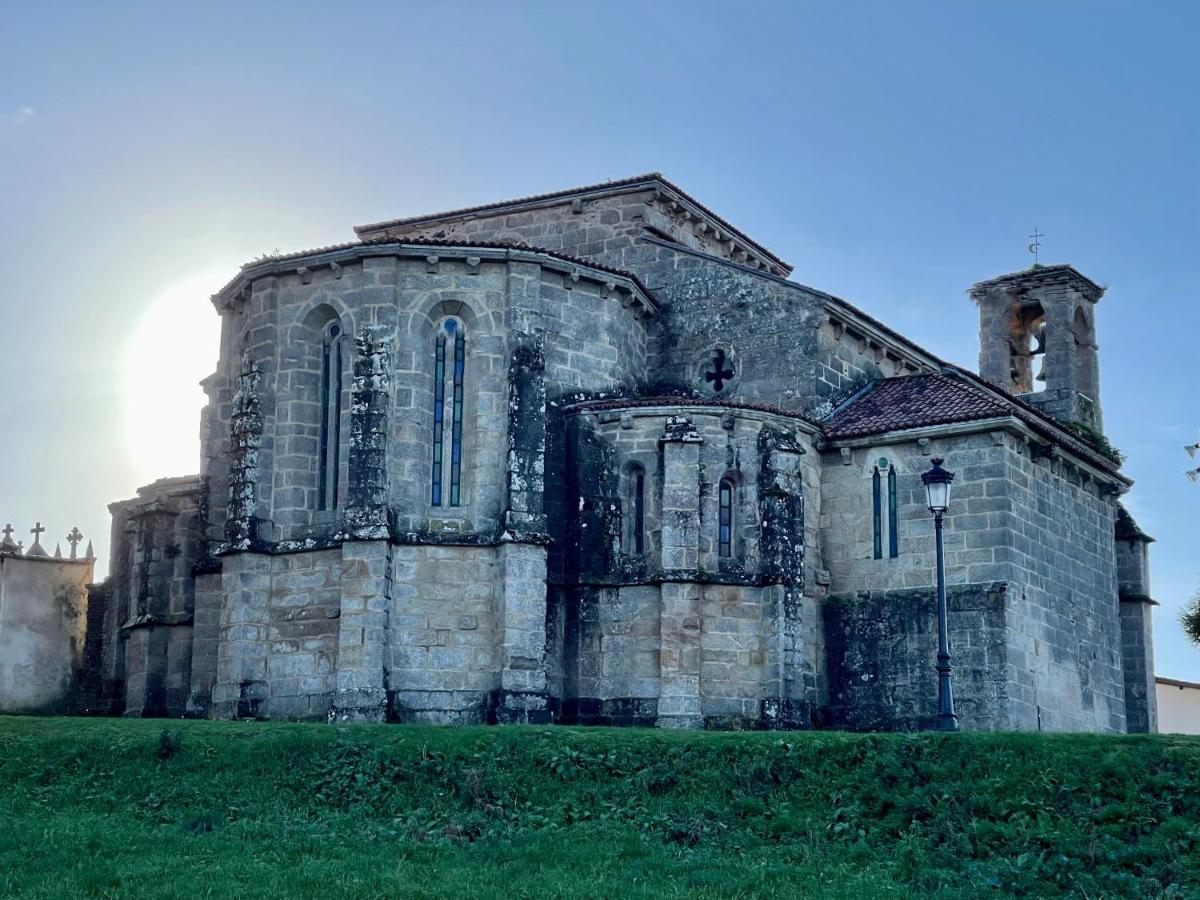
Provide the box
[1002,440,1124,732]
[389,544,499,723]
[203,250,652,547]
[555,404,821,728]
[101,476,205,716]
[0,553,93,713]
[820,428,1126,732]
[823,583,1009,731]
[813,314,928,406]
[356,183,788,277]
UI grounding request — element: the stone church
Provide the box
[83,173,1158,732]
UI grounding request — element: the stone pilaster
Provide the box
[330,540,392,722]
[502,340,549,539]
[495,541,552,723]
[342,326,392,539]
[1116,504,1158,733]
[657,416,703,728]
[757,426,809,727]
[211,552,271,719]
[225,354,266,549]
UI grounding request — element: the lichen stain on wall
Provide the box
[0,556,91,713]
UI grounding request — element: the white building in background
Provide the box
[1155,677,1200,734]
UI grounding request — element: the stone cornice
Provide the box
[212,242,658,320]
[820,415,1132,489]
[970,264,1105,303]
[564,398,822,435]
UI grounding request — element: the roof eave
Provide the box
[353,174,792,273]
[820,416,1133,489]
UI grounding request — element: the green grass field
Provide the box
[0,717,1196,898]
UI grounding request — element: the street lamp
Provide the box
[921,458,958,732]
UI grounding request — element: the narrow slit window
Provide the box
[872,467,883,560]
[432,329,446,506]
[718,478,734,558]
[432,316,466,507]
[625,465,646,555]
[887,466,899,558]
[450,322,465,506]
[318,321,343,511]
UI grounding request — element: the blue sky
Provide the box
[1,1,1197,677]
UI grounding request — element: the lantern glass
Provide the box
[924,478,951,513]
[921,458,955,514]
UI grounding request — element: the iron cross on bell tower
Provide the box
[1028,228,1043,265]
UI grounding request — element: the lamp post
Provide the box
[921,458,958,733]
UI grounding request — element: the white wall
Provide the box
[1155,678,1200,734]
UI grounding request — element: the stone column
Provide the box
[211,552,271,719]
[657,416,703,728]
[495,541,552,723]
[757,426,808,728]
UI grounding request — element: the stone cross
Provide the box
[1,524,12,543]
[66,527,83,559]
[704,348,735,392]
[31,522,45,543]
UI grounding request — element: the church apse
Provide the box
[555,402,819,729]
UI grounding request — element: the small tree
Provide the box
[1183,587,1200,646]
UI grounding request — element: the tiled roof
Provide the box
[352,173,791,271]
[823,372,1125,476]
[823,374,1007,439]
[219,237,655,303]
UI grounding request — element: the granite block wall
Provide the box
[555,404,821,728]
[823,582,1009,731]
[389,544,500,724]
[821,428,1126,732]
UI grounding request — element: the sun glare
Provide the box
[124,271,228,481]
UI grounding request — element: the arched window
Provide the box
[432,317,466,506]
[318,319,344,511]
[718,477,735,558]
[872,458,900,559]
[623,463,647,555]
[1073,306,1096,400]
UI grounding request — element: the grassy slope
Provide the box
[0,719,1197,899]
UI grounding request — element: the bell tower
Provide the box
[971,264,1105,432]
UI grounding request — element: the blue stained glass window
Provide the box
[432,317,466,507]
[432,333,446,505]
[318,320,343,511]
[718,478,734,558]
[872,467,883,560]
[887,467,899,559]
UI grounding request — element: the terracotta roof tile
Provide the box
[824,372,1126,477]
[824,374,1007,438]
